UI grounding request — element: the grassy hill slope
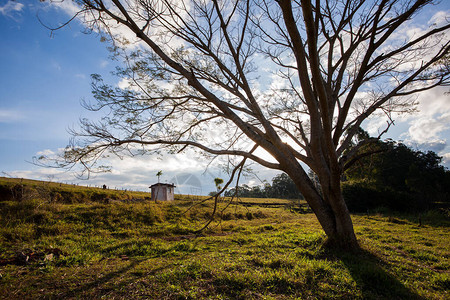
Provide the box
[0,176,154,203]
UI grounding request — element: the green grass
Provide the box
[0,178,449,299]
[0,176,152,203]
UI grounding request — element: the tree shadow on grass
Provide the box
[61,259,143,298]
[60,238,196,298]
[330,247,426,300]
[60,258,175,298]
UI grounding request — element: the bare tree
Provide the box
[43,0,450,249]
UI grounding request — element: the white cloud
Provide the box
[36,149,58,157]
[428,10,450,27]
[365,116,390,137]
[107,151,207,175]
[47,1,144,50]
[15,147,222,194]
[0,1,24,16]
[10,145,280,195]
[0,109,25,123]
[409,87,450,120]
[393,88,450,155]
[117,78,133,90]
[442,153,450,166]
[48,0,189,52]
[362,86,450,170]
[407,114,450,145]
[365,86,450,139]
[45,0,80,18]
[99,60,109,68]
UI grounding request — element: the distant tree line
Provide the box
[223,133,449,213]
[223,173,303,199]
[342,133,450,212]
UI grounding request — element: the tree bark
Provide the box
[323,191,358,249]
[284,161,358,250]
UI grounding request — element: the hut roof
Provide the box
[149,183,176,188]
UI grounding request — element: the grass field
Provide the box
[0,177,449,299]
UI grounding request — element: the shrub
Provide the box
[342,181,426,213]
[341,181,383,213]
[0,183,37,202]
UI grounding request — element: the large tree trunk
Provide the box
[284,163,359,250]
[321,191,358,249]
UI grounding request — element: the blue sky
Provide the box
[0,1,449,195]
[0,1,224,193]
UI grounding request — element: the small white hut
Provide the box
[150,183,176,201]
